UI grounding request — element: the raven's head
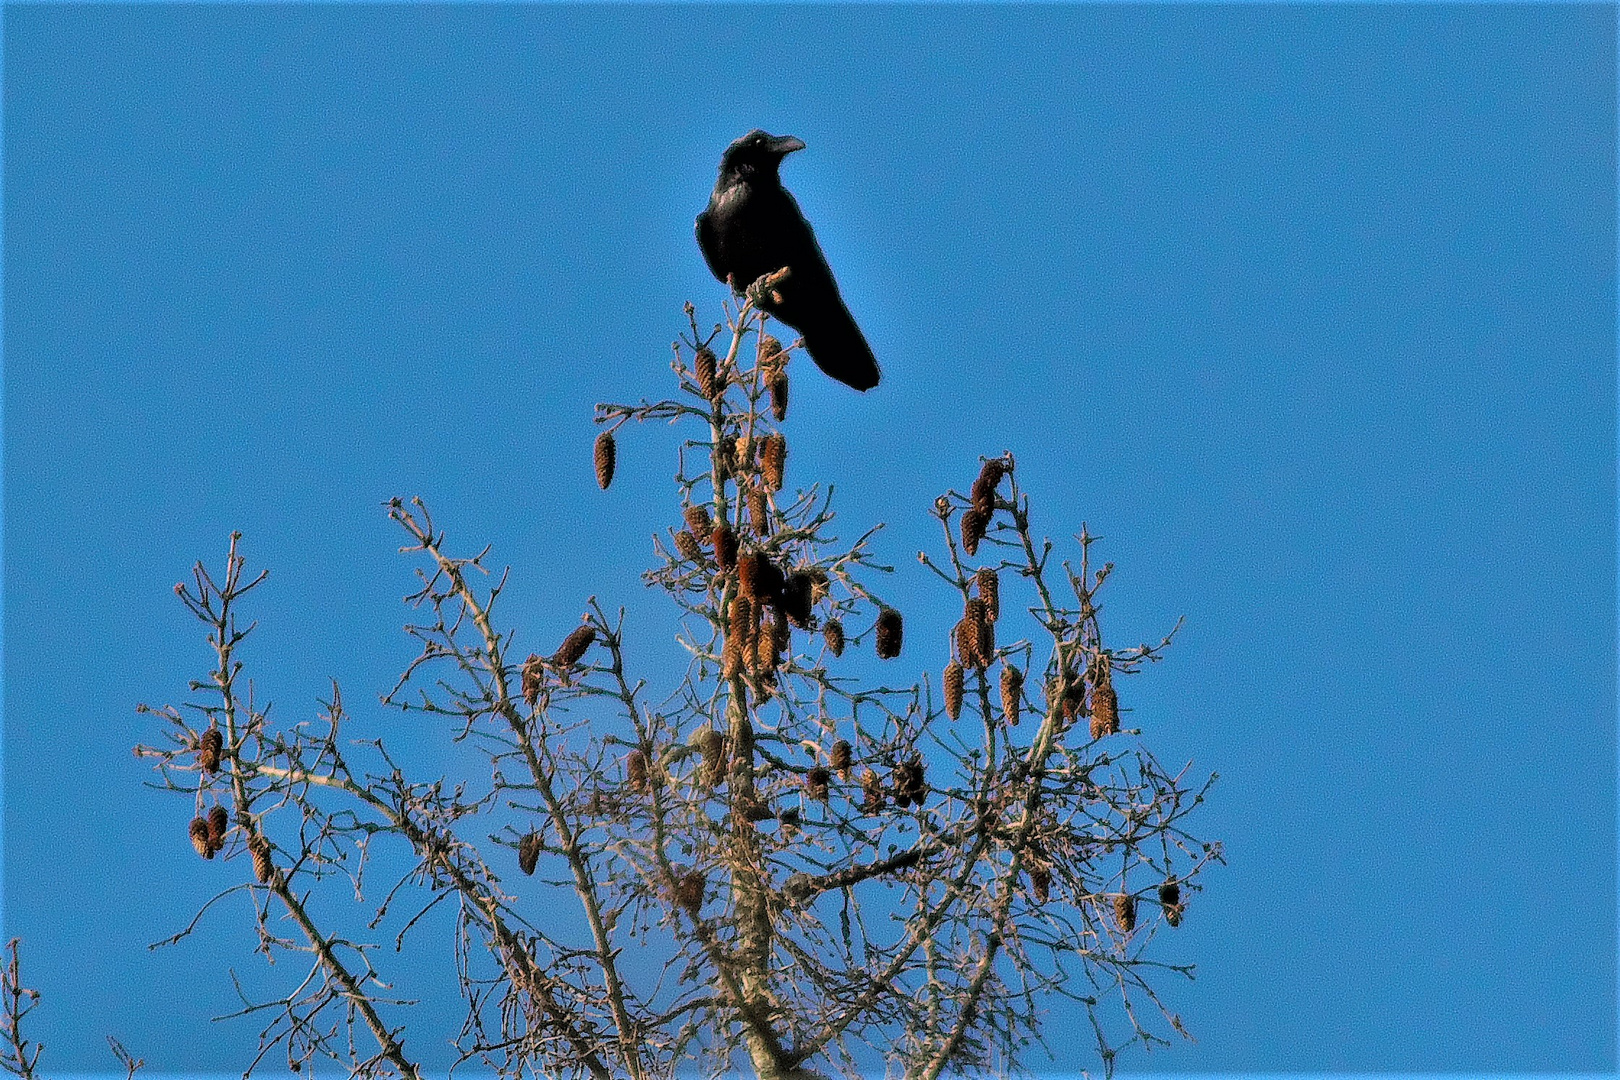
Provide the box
[719,130,806,182]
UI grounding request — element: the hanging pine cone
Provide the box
[207,805,229,851]
[874,608,903,659]
[198,725,223,772]
[1000,665,1023,726]
[1029,863,1051,903]
[674,529,705,564]
[684,505,712,538]
[976,567,1000,622]
[780,572,813,628]
[1114,892,1137,932]
[626,749,649,794]
[729,595,757,650]
[806,766,830,803]
[823,619,845,657]
[758,333,783,368]
[694,347,719,400]
[518,832,541,876]
[768,369,789,422]
[593,431,616,490]
[748,484,771,537]
[1159,880,1183,926]
[960,506,988,556]
[1091,672,1119,737]
[712,524,738,571]
[760,434,787,492]
[699,729,727,787]
[249,835,275,884]
[830,739,853,778]
[521,653,545,705]
[964,598,993,661]
[188,817,213,859]
[552,625,596,671]
[721,631,745,679]
[751,619,781,681]
[860,768,884,814]
[738,551,764,600]
[943,661,964,721]
[955,617,985,670]
[971,458,1006,517]
[674,867,705,913]
[890,768,912,809]
[893,756,926,807]
[733,434,756,474]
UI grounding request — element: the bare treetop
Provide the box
[132,277,1219,1080]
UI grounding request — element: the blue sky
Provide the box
[2,2,1614,1075]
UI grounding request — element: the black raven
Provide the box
[696,131,880,392]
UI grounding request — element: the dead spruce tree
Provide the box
[137,273,1219,1080]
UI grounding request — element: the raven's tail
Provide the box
[800,302,881,392]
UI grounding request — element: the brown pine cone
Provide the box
[626,750,649,794]
[860,768,884,813]
[960,506,987,556]
[675,868,705,913]
[823,619,845,657]
[206,805,229,850]
[943,660,964,721]
[684,504,713,538]
[722,631,745,679]
[1159,880,1183,926]
[674,529,705,564]
[757,334,784,368]
[1000,665,1023,726]
[518,832,541,876]
[521,653,545,705]
[893,756,926,807]
[760,434,787,492]
[1114,892,1137,932]
[552,625,596,671]
[971,458,1006,517]
[712,524,738,571]
[729,595,758,650]
[874,608,903,659]
[738,551,764,600]
[1092,682,1119,736]
[249,835,275,884]
[806,766,830,803]
[593,431,616,490]
[198,726,223,772]
[768,369,789,422]
[955,617,985,670]
[694,347,719,399]
[976,567,1000,622]
[699,728,727,787]
[188,817,213,859]
[830,739,853,778]
[748,484,771,537]
[1029,863,1051,903]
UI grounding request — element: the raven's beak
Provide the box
[769,135,807,156]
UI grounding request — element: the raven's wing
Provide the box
[694,209,729,286]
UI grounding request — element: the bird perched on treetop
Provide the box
[696,131,880,392]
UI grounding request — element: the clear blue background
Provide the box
[3,2,1614,1074]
